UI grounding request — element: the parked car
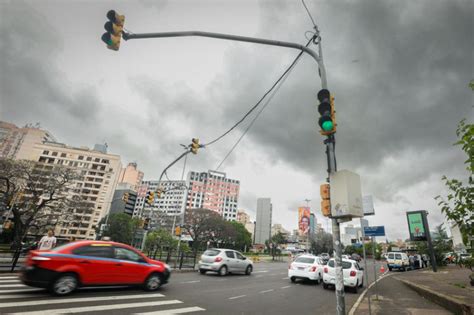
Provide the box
[198,248,253,276]
[20,240,170,296]
[342,255,351,260]
[386,252,410,271]
[322,258,364,293]
[351,253,362,262]
[288,255,325,284]
[457,253,472,263]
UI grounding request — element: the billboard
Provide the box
[406,211,427,241]
[298,207,311,235]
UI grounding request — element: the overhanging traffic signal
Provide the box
[191,138,200,154]
[101,10,125,51]
[122,192,129,203]
[156,187,164,198]
[317,89,336,135]
[320,183,331,217]
[145,191,155,205]
[175,225,181,236]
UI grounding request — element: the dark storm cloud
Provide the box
[208,0,473,202]
[0,2,99,129]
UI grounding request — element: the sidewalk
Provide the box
[353,274,452,315]
[394,265,473,315]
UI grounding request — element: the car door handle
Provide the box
[80,260,90,264]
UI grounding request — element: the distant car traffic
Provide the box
[386,252,410,271]
[342,255,351,260]
[323,258,364,293]
[288,255,325,284]
[198,249,253,276]
[20,240,170,296]
[320,253,330,262]
[351,253,362,262]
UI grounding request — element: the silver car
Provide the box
[198,248,253,276]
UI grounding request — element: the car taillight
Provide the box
[214,257,223,262]
[350,270,356,277]
[324,267,328,273]
[310,266,317,272]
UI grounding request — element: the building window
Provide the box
[43,150,49,155]
[52,152,58,156]
[60,153,66,158]
[78,155,84,160]
[86,157,92,161]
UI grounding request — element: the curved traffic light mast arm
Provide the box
[157,149,191,189]
[122,30,327,89]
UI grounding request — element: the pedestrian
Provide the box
[421,255,427,268]
[38,229,57,250]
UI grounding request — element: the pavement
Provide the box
[352,264,474,315]
[0,260,383,315]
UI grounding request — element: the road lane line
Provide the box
[282,277,289,280]
[0,293,165,308]
[259,289,274,294]
[134,306,205,314]
[253,270,268,273]
[0,280,20,284]
[179,280,201,284]
[0,289,44,294]
[10,300,183,315]
[280,286,291,289]
[0,284,26,288]
[228,295,246,300]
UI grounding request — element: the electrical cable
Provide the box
[301,0,317,28]
[215,37,313,170]
[203,37,314,147]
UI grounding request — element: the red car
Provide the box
[20,240,170,296]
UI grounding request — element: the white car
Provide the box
[288,255,325,284]
[386,252,410,271]
[323,258,364,293]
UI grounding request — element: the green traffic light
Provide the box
[322,121,334,131]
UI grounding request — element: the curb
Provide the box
[396,277,473,315]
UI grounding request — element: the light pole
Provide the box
[118,25,344,315]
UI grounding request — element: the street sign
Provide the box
[363,226,385,237]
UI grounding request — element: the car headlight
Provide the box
[164,264,171,270]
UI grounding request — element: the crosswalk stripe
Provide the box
[134,306,206,314]
[0,288,43,294]
[0,284,24,288]
[11,300,183,315]
[0,293,49,299]
[0,280,20,284]
[0,277,19,280]
[0,293,165,308]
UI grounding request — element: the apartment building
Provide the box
[187,170,240,221]
[237,210,256,241]
[30,142,121,240]
[255,198,272,244]
[118,162,144,191]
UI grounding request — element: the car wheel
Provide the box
[218,265,228,276]
[143,273,163,291]
[50,273,78,296]
[199,269,206,275]
[352,282,359,293]
[401,267,406,272]
[245,265,253,275]
[290,277,296,283]
[323,282,329,289]
[359,279,364,288]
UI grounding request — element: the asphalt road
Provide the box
[0,259,385,315]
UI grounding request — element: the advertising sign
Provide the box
[406,211,427,241]
[298,207,311,235]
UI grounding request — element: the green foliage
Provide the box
[310,230,334,254]
[230,221,252,251]
[435,119,473,246]
[103,213,137,245]
[432,223,454,266]
[145,228,176,253]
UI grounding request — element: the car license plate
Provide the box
[298,267,305,270]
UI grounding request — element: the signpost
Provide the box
[406,210,437,272]
[363,225,386,305]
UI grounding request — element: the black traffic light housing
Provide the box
[101,10,125,51]
[317,89,336,135]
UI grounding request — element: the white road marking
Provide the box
[134,306,206,314]
[0,280,20,284]
[253,270,268,273]
[179,280,200,284]
[0,293,48,299]
[348,271,391,315]
[0,277,19,281]
[228,295,246,300]
[0,289,43,294]
[282,277,289,280]
[0,284,25,288]
[10,300,183,315]
[280,286,291,289]
[259,289,274,294]
[0,293,165,308]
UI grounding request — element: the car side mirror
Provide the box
[242,256,247,260]
[359,267,364,271]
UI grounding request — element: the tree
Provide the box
[435,119,473,246]
[102,213,137,245]
[183,208,221,252]
[431,223,453,266]
[0,158,91,248]
[311,230,334,254]
[144,228,177,258]
[229,221,252,252]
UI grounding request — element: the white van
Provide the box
[386,252,410,271]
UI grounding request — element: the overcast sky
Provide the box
[1,0,472,241]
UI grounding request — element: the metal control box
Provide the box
[330,170,363,218]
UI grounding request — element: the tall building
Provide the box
[110,183,138,216]
[133,180,187,229]
[237,210,256,241]
[254,198,272,245]
[309,213,316,237]
[30,142,121,240]
[118,162,144,191]
[186,170,240,221]
[0,121,56,159]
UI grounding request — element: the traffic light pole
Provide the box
[122,27,345,315]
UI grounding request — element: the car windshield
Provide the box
[295,257,315,264]
[388,253,394,259]
[395,254,402,259]
[203,249,220,256]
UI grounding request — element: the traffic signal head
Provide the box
[101,10,125,51]
[156,187,164,198]
[320,183,331,217]
[175,225,181,236]
[145,191,155,205]
[191,138,200,154]
[317,89,336,135]
[143,217,150,230]
[122,192,129,203]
